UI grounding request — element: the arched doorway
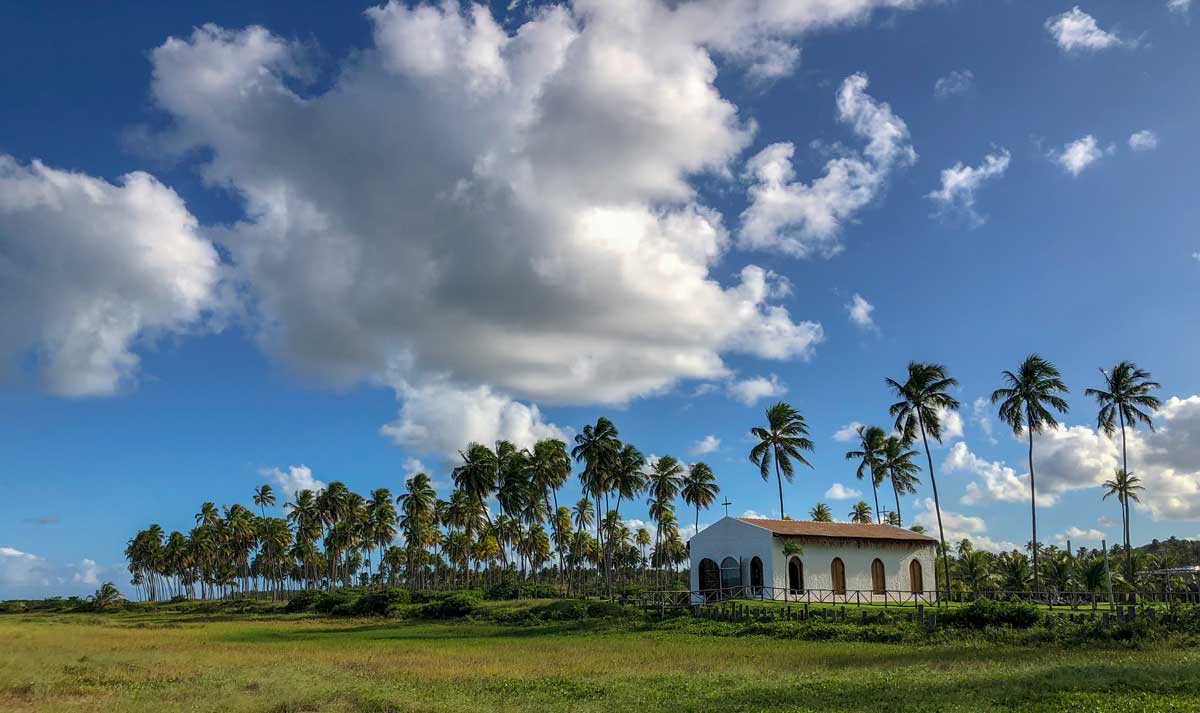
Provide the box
[909,559,924,594]
[699,558,719,591]
[871,558,886,594]
[788,557,804,594]
[749,556,764,594]
[831,557,846,595]
[720,557,742,591]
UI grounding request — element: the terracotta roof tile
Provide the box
[735,518,937,543]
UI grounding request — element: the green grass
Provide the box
[3,610,1200,712]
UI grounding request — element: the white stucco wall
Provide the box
[689,518,938,599]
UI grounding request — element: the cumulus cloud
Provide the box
[143,2,934,417]
[738,72,916,258]
[380,379,566,458]
[261,464,328,500]
[1168,0,1192,14]
[927,148,1010,226]
[845,293,877,331]
[1045,7,1133,52]
[971,396,997,444]
[1051,135,1105,176]
[933,69,973,98]
[1053,526,1106,547]
[0,156,220,396]
[947,442,1057,507]
[727,373,787,406]
[689,434,721,456]
[913,498,1019,553]
[833,421,865,442]
[0,546,116,599]
[1128,129,1159,151]
[825,483,863,500]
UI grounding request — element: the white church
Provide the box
[688,517,939,602]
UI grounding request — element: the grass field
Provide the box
[3,610,1200,713]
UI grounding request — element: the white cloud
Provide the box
[933,69,973,98]
[261,464,328,499]
[971,396,997,444]
[947,442,1057,507]
[0,156,220,396]
[1045,7,1133,52]
[913,498,1019,553]
[934,405,965,443]
[380,379,566,458]
[1053,526,1106,547]
[845,293,877,331]
[833,421,865,442]
[1097,515,1118,528]
[927,148,1010,226]
[1128,130,1159,151]
[1168,0,1192,15]
[738,72,916,259]
[741,509,771,520]
[144,2,936,414]
[825,483,863,500]
[727,373,787,406]
[0,547,116,599]
[689,434,721,456]
[1052,135,1104,176]
[402,457,426,477]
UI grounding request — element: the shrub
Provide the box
[352,589,411,617]
[314,590,360,615]
[418,592,481,619]
[945,599,1043,629]
[586,600,633,619]
[284,590,324,613]
[483,580,561,601]
[536,600,588,621]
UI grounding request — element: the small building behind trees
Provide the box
[689,517,938,601]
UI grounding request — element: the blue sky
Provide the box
[2,0,1198,598]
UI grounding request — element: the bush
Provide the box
[536,600,588,621]
[352,589,411,616]
[483,580,561,601]
[947,599,1043,629]
[284,590,324,613]
[586,600,633,619]
[419,592,482,619]
[314,589,360,615]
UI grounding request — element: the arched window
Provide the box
[831,557,846,594]
[749,556,764,593]
[720,557,742,590]
[699,558,720,591]
[788,557,804,594]
[909,559,924,594]
[871,558,886,594]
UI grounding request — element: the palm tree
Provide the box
[956,550,994,593]
[809,502,832,522]
[848,501,873,524]
[571,418,621,588]
[453,443,501,573]
[880,436,921,526]
[888,362,960,599]
[681,462,719,532]
[1085,362,1161,585]
[646,456,684,587]
[253,485,276,517]
[749,402,815,519]
[1102,468,1144,583]
[366,488,396,583]
[90,582,123,610]
[845,426,887,523]
[997,551,1033,592]
[529,439,572,587]
[398,473,437,589]
[991,354,1070,593]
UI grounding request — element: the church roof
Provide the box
[735,518,937,543]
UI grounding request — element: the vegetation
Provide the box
[4,608,1200,712]
[748,401,815,519]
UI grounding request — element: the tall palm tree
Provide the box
[880,435,921,526]
[366,488,396,583]
[571,418,621,587]
[845,425,887,523]
[453,443,501,568]
[398,473,437,589]
[253,485,276,518]
[681,462,719,532]
[991,354,1070,593]
[848,501,873,524]
[646,456,684,586]
[528,439,572,587]
[1102,468,1144,583]
[1085,362,1161,584]
[749,402,815,519]
[809,502,832,522]
[888,362,960,599]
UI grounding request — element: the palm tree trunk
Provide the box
[1027,415,1039,594]
[1119,410,1134,589]
[871,479,881,524]
[773,451,785,519]
[891,469,903,527]
[918,415,952,602]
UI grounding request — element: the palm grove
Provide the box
[126,359,1164,601]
